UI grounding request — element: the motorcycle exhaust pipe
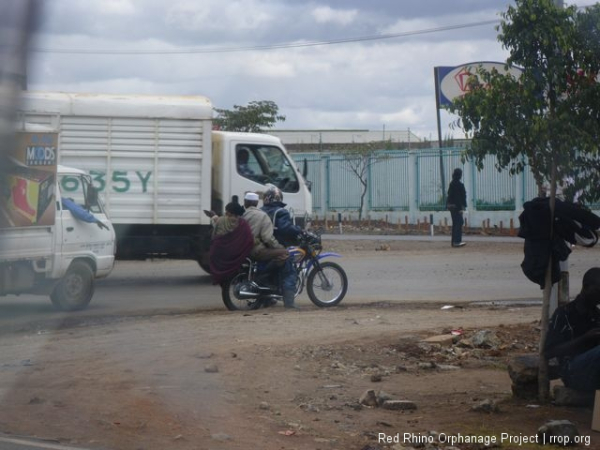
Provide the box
[237,282,260,299]
[237,289,259,299]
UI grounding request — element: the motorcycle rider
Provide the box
[261,185,303,247]
[242,192,299,309]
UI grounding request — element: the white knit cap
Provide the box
[244,192,259,201]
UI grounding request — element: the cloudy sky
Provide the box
[27,0,595,141]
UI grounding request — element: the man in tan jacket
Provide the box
[242,192,288,263]
[242,192,299,309]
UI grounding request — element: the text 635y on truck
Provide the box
[0,126,116,311]
[17,92,312,271]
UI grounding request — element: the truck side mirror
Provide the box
[86,185,99,209]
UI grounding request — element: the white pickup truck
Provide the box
[0,128,115,311]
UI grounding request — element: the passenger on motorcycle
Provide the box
[261,185,303,247]
[208,200,254,285]
[242,192,299,309]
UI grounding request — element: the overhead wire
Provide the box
[30,19,501,55]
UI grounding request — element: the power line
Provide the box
[30,19,500,55]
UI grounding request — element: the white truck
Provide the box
[16,92,312,270]
[0,127,116,310]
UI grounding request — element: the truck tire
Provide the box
[197,259,212,274]
[50,261,95,311]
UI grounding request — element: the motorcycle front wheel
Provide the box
[306,261,348,307]
[221,272,263,311]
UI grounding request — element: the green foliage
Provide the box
[419,202,444,212]
[449,0,600,204]
[213,100,286,133]
[475,198,516,211]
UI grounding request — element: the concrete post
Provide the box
[408,150,419,223]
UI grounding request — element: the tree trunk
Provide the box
[538,156,558,402]
[359,185,367,221]
[538,260,553,401]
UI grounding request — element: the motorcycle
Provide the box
[221,231,348,310]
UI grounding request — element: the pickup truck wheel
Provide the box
[50,261,95,311]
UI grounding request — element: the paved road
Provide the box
[0,435,98,450]
[322,233,522,243]
[0,235,598,334]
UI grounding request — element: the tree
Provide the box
[213,100,286,132]
[341,142,387,221]
[449,0,600,400]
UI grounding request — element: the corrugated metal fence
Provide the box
[291,148,599,221]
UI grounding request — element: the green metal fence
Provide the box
[291,148,589,215]
[473,154,517,210]
[369,151,410,211]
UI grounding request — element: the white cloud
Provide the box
[166,0,272,33]
[101,0,136,15]
[246,57,296,78]
[381,17,438,34]
[31,0,519,140]
[31,77,162,96]
[311,6,357,26]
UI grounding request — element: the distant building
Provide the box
[268,129,421,148]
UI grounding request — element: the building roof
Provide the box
[267,129,421,145]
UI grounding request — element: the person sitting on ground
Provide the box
[242,192,299,309]
[261,184,303,247]
[544,267,600,392]
[61,197,109,230]
[208,200,254,285]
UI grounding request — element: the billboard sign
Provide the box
[435,61,523,107]
[0,131,58,228]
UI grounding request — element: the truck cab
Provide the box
[55,165,116,280]
[211,131,312,223]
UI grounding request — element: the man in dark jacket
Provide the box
[545,267,600,391]
[446,168,467,247]
[260,185,303,309]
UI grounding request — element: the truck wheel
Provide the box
[197,259,212,274]
[50,261,95,311]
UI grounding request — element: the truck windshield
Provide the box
[59,174,102,214]
[236,144,299,193]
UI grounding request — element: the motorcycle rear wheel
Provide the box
[306,261,348,307]
[222,273,263,311]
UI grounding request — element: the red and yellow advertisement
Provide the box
[0,132,58,228]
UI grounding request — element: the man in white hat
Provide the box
[242,191,299,309]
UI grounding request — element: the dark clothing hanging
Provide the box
[518,198,600,288]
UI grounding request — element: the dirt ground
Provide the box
[0,240,598,450]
